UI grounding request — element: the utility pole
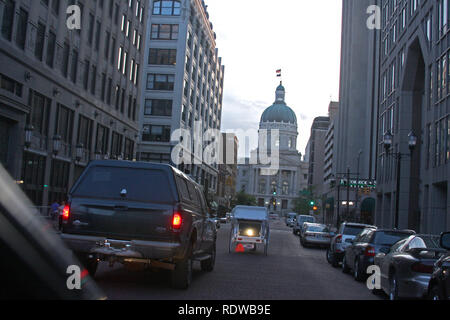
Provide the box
[346,167,350,219]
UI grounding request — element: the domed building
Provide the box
[236,83,309,214]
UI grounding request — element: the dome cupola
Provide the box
[260,82,297,125]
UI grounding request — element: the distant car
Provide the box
[286,213,297,227]
[269,213,279,220]
[326,222,377,267]
[428,232,450,300]
[374,234,444,300]
[293,215,316,235]
[300,223,333,248]
[342,228,416,282]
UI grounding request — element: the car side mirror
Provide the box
[440,232,450,250]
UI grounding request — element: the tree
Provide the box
[232,191,257,207]
[293,187,318,215]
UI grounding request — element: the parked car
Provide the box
[269,213,279,220]
[61,161,217,290]
[428,232,450,300]
[300,223,333,248]
[374,234,444,300]
[293,215,316,235]
[286,213,297,227]
[327,222,377,267]
[342,228,415,282]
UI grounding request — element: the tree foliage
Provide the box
[233,191,257,207]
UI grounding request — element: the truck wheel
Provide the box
[201,242,216,272]
[76,252,98,277]
[171,245,193,290]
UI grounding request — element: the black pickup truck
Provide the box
[61,161,217,289]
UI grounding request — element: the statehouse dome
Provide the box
[260,82,297,125]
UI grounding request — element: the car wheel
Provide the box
[342,255,351,274]
[171,244,193,290]
[327,249,339,268]
[389,273,399,300]
[200,241,216,272]
[354,258,364,282]
[429,284,441,301]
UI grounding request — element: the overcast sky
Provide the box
[206,0,343,158]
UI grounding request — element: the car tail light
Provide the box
[411,263,433,274]
[172,212,182,230]
[336,235,343,243]
[364,246,376,257]
[62,205,70,221]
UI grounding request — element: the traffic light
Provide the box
[309,200,315,206]
[313,206,318,211]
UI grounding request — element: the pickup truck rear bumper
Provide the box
[61,233,182,261]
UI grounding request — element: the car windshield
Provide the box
[72,166,175,203]
[299,216,315,223]
[373,231,412,246]
[343,226,367,236]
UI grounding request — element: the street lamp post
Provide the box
[383,130,417,229]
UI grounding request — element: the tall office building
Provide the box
[375,0,450,233]
[138,0,225,195]
[332,0,380,225]
[335,0,380,180]
[0,0,147,206]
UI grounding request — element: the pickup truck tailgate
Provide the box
[66,199,175,241]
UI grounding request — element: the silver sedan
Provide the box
[374,234,445,300]
[300,223,333,248]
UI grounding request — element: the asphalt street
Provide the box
[94,219,382,300]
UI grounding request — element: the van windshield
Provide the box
[72,166,175,203]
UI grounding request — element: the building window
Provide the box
[54,104,74,145]
[61,42,70,77]
[46,30,56,67]
[29,90,50,137]
[77,115,93,151]
[34,23,45,61]
[144,99,173,116]
[140,152,171,163]
[1,0,15,41]
[124,138,134,160]
[149,48,177,65]
[1,73,23,97]
[95,124,109,154]
[150,24,179,40]
[48,159,70,203]
[152,0,181,16]
[21,152,46,205]
[146,74,175,91]
[15,7,28,50]
[111,132,123,158]
[142,125,171,142]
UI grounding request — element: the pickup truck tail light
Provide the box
[172,212,182,230]
[364,246,376,257]
[62,205,70,221]
[336,235,343,243]
[411,262,433,274]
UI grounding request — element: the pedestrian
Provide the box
[58,200,66,231]
[49,200,60,220]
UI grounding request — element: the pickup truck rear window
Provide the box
[72,166,174,203]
